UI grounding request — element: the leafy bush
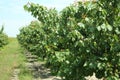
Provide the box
[0,25,8,49]
[18,0,120,80]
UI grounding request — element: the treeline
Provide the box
[17,0,120,80]
[0,25,8,49]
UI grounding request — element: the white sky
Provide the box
[0,0,75,37]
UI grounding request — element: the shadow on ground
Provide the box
[25,52,61,80]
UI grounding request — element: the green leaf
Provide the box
[106,24,112,31]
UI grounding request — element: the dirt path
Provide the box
[25,52,61,80]
[11,68,20,80]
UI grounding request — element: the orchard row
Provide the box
[0,26,8,49]
[17,0,120,80]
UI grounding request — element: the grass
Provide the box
[0,37,33,80]
[18,63,33,80]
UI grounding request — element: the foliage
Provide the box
[0,25,8,48]
[18,0,120,80]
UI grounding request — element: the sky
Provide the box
[0,0,75,37]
